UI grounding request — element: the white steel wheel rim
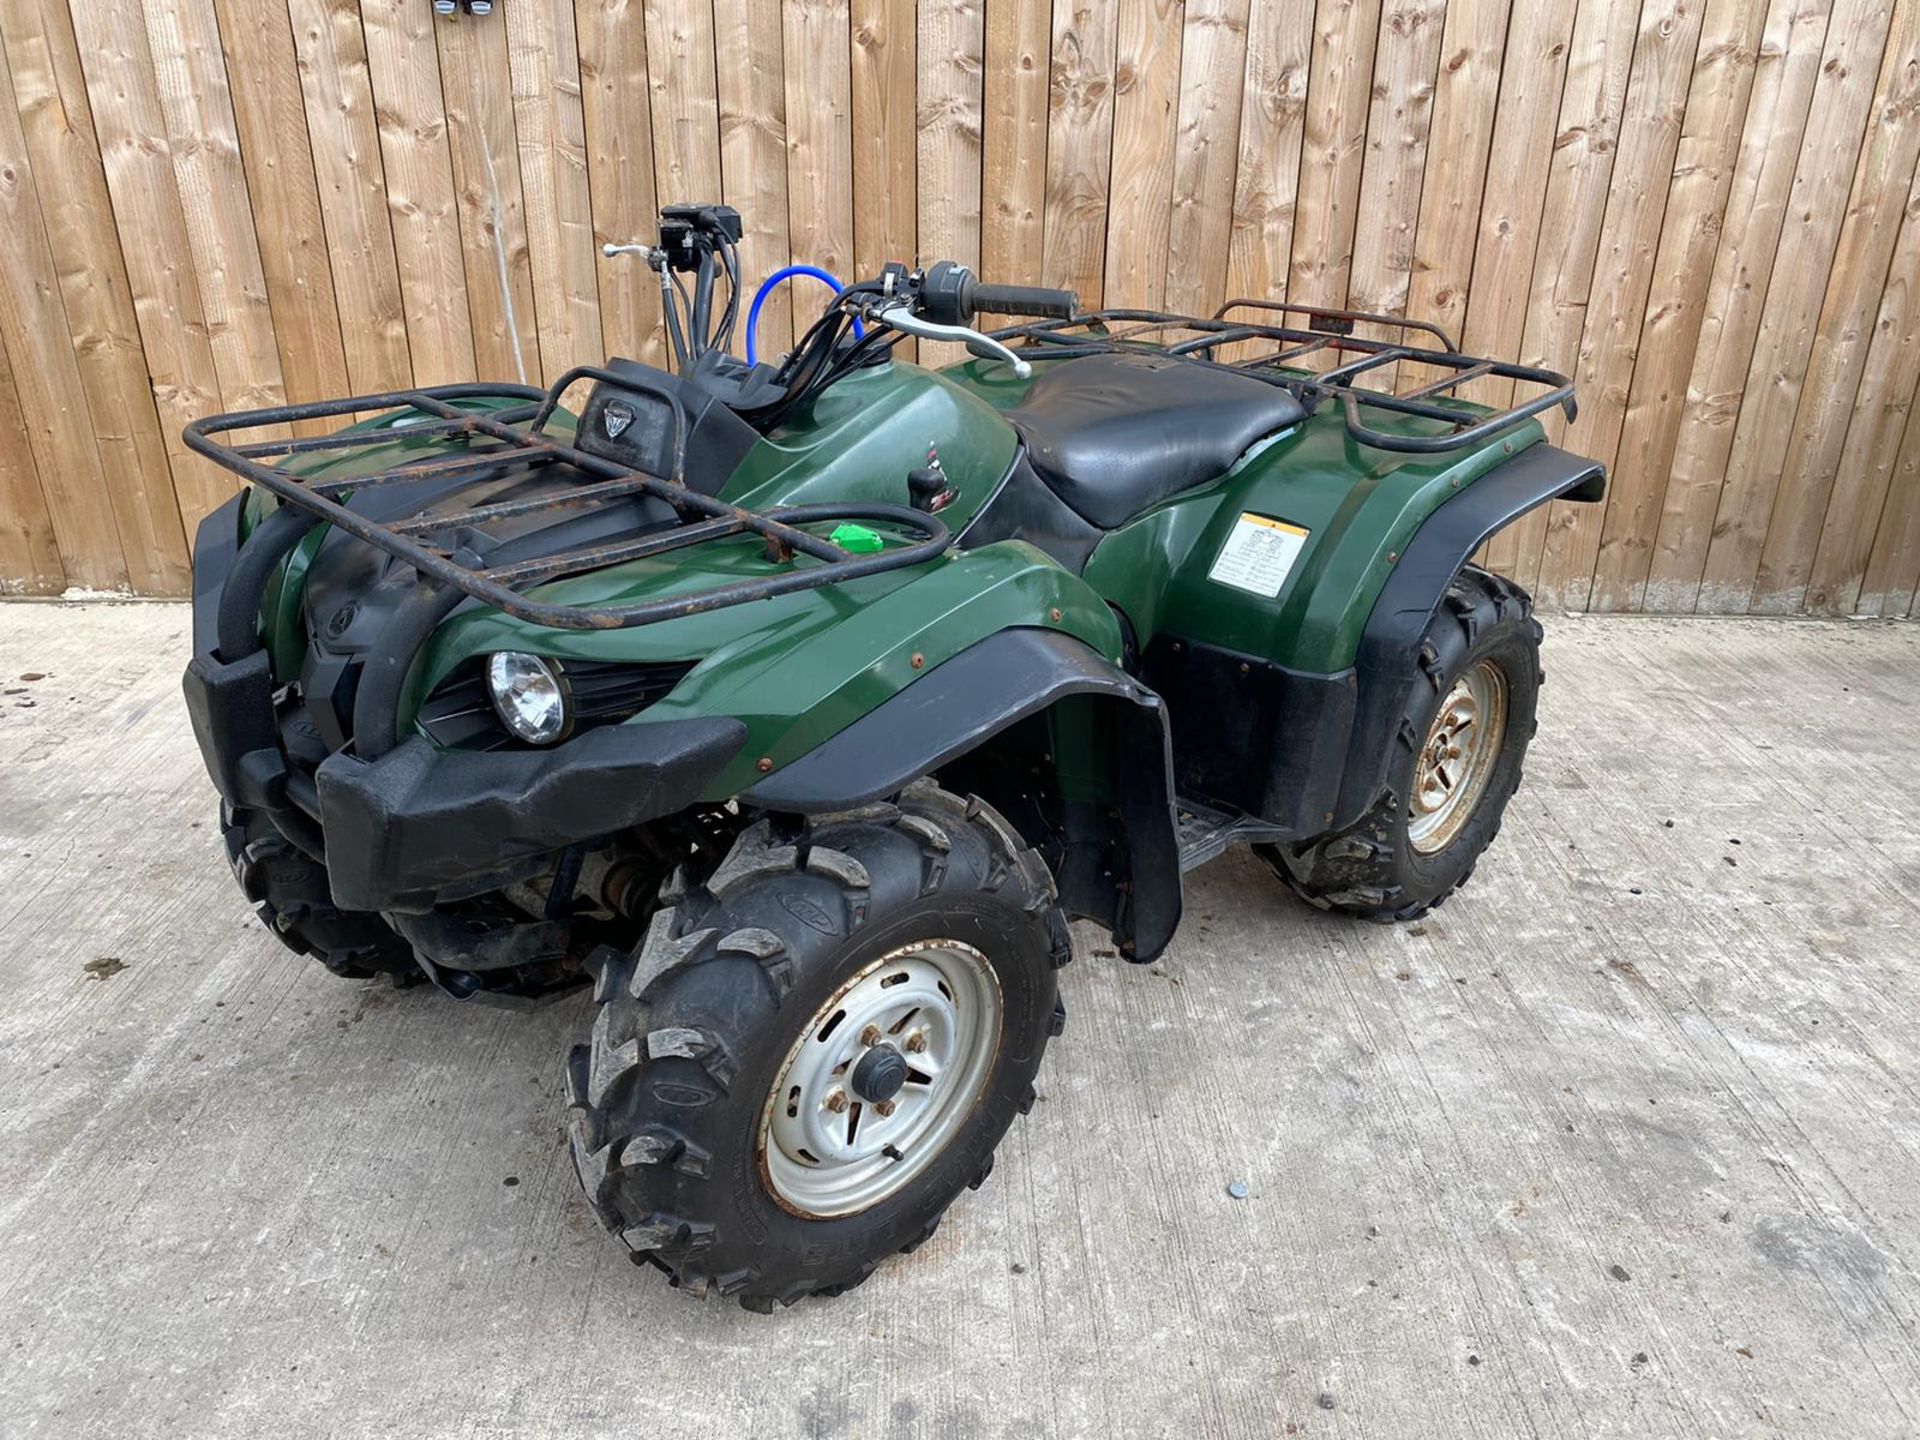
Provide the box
[758,940,1004,1219]
[1407,658,1509,855]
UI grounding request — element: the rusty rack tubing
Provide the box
[990,303,1577,457]
[184,375,954,634]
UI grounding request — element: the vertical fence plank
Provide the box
[0,0,189,592]
[0,35,127,590]
[1805,163,1920,612]
[1288,0,1383,308]
[1402,0,1512,352]
[1694,0,1899,610]
[0,333,63,594]
[1500,0,1642,592]
[1751,0,1920,611]
[504,0,604,381]
[63,0,231,526]
[1163,0,1252,316]
[918,0,985,365]
[287,0,414,392]
[981,0,1051,292]
[1644,0,1837,609]
[1044,0,1120,304]
[715,0,794,354]
[145,0,290,427]
[1103,0,1186,310]
[852,0,917,271]
[1534,0,1713,611]
[213,0,349,426]
[1464,0,1575,572]
[1590,0,1776,611]
[361,0,477,385]
[1857,395,1920,613]
[1346,0,1447,324]
[643,0,726,235]
[1223,0,1314,307]
[851,0,915,356]
[642,0,724,365]
[435,9,541,384]
[785,0,856,289]
[577,0,666,367]
[1457,0,1575,377]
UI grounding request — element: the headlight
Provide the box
[485,652,571,745]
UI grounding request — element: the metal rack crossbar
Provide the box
[184,372,953,632]
[990,301,1576,455]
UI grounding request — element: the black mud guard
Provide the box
[1333,441,1605,828]
[744,627,1183,962]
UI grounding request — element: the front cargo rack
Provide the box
[183,368,953,633]
[990,301,1576,455]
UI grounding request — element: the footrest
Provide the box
[1175,797,1287,873]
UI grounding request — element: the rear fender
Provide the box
[1333,442,1605,826]
[744,628,1183,962]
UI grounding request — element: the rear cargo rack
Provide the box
[990,301,1576,455]
[183,369,953,632]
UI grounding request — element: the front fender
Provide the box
[746,627,1184,962]
[743,626,1158,811]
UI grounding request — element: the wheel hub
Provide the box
[758,940,1003,1218]
[850,1043,911,1103]
[1407,657,1509,854]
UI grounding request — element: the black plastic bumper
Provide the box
[184,493,746,913]
[311,721,744,912]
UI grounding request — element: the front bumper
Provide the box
[183,494,746,913]
[310,722,744,911]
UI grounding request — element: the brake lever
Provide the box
[868,302,1032,379]
[602,241,668,270]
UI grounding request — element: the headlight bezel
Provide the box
[484,651,573,746]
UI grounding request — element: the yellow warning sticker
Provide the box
[1208,512,1311,598]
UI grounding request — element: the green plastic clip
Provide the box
[829,523,886,554]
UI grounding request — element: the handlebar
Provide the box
[963,280,1079,320]
[918,260,1078,326]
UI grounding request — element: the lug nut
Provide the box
[825,1088,849,1113]
[875,1100,897,1117]
[904,1030,928,1054]
[860,1024,882,1047]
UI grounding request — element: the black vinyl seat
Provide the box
[1004,352,1307,529]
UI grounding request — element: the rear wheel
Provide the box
[566,781,1072,1310]
[1259,565,1541,921]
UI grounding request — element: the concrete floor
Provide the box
[1,603,1917,1438]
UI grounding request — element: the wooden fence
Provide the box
[2,0,1918,615]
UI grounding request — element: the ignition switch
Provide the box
[907,445,956,513]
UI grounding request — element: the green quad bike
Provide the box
[182,202,1602,1309]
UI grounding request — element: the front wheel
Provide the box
[1259,565,1541,921]
[566,781,1072,1310]
[222,803,420,982]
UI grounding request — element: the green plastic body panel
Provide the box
[939,356,1544,674]
[718,362,1018,524]
[418,541,1119,798]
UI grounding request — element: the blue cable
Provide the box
[745,265,864,365]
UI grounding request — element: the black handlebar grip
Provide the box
[964,280,1080,320]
